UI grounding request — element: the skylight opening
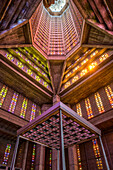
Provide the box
[49,0,66,12]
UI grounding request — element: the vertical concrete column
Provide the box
[99,136,110,170]
[68,145,78,170]
[52,149,59,170]
[57,150,60,170]
[59,109,66,170]
[22,141,29,170]
[10,136,20,170]
[35,144,45,170]
[102,135,113,169]
[53,95,60,105]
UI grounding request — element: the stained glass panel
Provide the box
[0,85,8,107]
[20,98,28,118]
[76,103,82,117]
[30,103,36,121]
[105,85,113,108]
[92,139,103,170]
[9,92,18,113]
[95,92,104,113]
[85,98,94,119]
[2,144,11,165]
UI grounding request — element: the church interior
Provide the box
[0,0,113,169]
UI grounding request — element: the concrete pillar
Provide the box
[59,109,66,170]
[10,136,20,170]
[68,145,78,170]
[53,95,60,105]
[52,149,59,170]
[22,141,29,170]
[99,136,110,170]
[35,144,45,170]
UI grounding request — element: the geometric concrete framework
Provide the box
[10,101,110,170]
[17,102,101,149]
[16,102,103,169]
[0,0,113,169]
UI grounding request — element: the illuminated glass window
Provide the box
[15,49,23,57]
[65,81,70,88]
[43,81,48,88]
[95,92,105,113]
[92,139,103,170]
[49,0,66,12]
[81,58,88,65]
[16,61,24,69]
[20,98,28,118]
[72,75,79,83]
[2,144,11,165]
[31,144,36,170]
[49,149,52,169]
[76,103,82,117]
[77,145,82,170]
[90,50,98,58]
[80,69,88,77]
[25,58,32,65]
[34,65,40,72]
[5,53,14,61]
[65,72,71,78]
[99,53,109,62]
[24,49,31,56]
[85,98,94,119]
[73,66,79,72]
[26,69,33,76]
[89,61,98,70]
[105,85,113,108]
[42,71,47,78]
[35,75,41,82]
[67,64,72,70]
[30,103,36,121]
[0,85,8,107]
[67,46,71,52]
[9,92,18,113]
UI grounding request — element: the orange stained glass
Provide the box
[81,58,88,65]
[90,50,98,58]
[65,81,70,88]
[85,98,94,119]
[89,61,98,70]
[92,139,103,170]
[99,53,109,62]
[65,72,71,78]
[94,92,105,113]
[72,75,79,83]
[80,69,88,77]
[105,85,113,108]
[76,103,82,117]
[77,145,82,170]
[73,66,79,72]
